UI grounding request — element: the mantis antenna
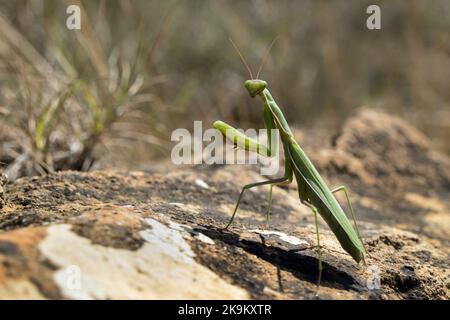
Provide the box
[229,38,254,80]
[256,36,279,80]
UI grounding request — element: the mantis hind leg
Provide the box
[331,185,367,263]
[224,176,291,230]
[301,199,323,293]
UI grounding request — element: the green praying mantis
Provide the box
[213,39,366,288]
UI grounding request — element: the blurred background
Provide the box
[0,0,449,180]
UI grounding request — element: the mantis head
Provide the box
[244,79,267,98]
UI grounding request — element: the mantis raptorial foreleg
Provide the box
[213,120,272,157]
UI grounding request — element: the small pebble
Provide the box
[195,233,215,245]
[195,179,209,189]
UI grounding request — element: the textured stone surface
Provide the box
[0,172,6,209]
[0,110,448,299]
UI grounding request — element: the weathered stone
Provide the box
[0,172,7,209]
[0,110,448,299]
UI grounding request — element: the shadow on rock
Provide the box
[199,226,363,292]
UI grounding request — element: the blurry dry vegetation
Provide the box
[0,0,449,180]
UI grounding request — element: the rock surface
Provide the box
[0,109,448,299]
[0,172,6,209]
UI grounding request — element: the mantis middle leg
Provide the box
[265,176,292,228]
[225,174,292,229]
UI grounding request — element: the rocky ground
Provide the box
[0,109,448,299]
